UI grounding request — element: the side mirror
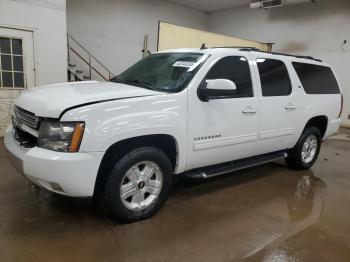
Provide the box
[198,79,237,102]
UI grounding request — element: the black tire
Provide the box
[99,147,173,223]
[286,127,321,170]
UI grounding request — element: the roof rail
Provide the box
[242,49,323,62]
[268,51,322,62]
[200,43,207,50]
[210,46,260,51]
[293,55,322,62]
[238,47,260,51]
[202,46,322,62]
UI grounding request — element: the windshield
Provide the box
[111,52,208,93]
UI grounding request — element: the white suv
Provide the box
[5,47,343,223]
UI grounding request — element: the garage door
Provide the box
[157,22,272,52]
[0,26,35,137]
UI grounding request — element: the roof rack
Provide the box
[262,51,322,62]
[240,48,322,62]
[200,43,207,50]
[210,46,260,51]
[238,47,260,51]
[200,45,322,62]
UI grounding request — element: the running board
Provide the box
[185,151,288,179]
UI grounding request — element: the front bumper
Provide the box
[4,125,104,197]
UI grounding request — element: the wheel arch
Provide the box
[303,115,328,139]
[93,134,179,197]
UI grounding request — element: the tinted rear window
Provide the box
[292,62,340,94]
[257,58,292,97]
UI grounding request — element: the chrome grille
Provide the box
[14,106,40,130]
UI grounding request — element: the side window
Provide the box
[257,58,292,97]
[292,62,340,94]
[205,56,253,98]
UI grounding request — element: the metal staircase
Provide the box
[67,34,115,82]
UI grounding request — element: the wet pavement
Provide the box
[0,129,350,262]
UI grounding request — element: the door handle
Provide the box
[285,103,297,110]
[242,106,257,114]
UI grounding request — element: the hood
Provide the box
[15,81,163,118]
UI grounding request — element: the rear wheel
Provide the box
[99,147,173,223]
[286,127,321,170]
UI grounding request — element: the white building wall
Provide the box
[67,0,208,75]
[0,0,67,136]
[208,0,350,126]
[0,0,67,86]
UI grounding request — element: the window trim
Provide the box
[0,36,26,89]
[256,58,293,97]
[199,55,255,99]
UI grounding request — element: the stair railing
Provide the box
[67,33,115,81]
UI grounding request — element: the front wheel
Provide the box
[100,147,173,223]
[286,127,321,170]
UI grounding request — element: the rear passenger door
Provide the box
[253,56,299,155]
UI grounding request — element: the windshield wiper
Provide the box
[110,77,124,84]
[125,79,157,91]
[132,80,155,90]
[111,77,157,91]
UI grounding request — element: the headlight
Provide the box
[38,121,85,152]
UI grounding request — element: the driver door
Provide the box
[186,55,260,170]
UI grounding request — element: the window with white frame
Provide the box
[0,37,25,88]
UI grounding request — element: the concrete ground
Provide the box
[0,129,350,262]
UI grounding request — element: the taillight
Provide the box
[339,93,344,118]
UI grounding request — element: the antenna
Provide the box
[200,43,207,50]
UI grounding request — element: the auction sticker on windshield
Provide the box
[172,61,196,68]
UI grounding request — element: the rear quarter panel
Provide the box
[287,60,342,145]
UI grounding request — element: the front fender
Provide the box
[61,93,188,173]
